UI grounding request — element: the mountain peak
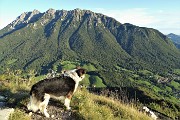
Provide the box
[73,8,82,12]
[32,9,40,14]
[18,12,28,21]
[8,9,42,30]
[46,8,56,15]
[16,9,40,22]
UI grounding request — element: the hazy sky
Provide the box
[0,0,180,35]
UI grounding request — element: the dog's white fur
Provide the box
[64,69,84,93]
[27,68,85,118]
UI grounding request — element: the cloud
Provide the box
[0,16,15,29]
[1,8,179,34]
[94,8,159,26]
[93,8,180,34]
[0,20,10,29]
[150,11,180,34]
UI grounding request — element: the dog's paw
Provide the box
[44,112,50,118]
[28,112,32,116]
[66,106,71,110]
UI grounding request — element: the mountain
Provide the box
[167,33,180,49]
[0,9,180,119]
[0,8,180,74]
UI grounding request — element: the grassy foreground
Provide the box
[0,72,151,120]
[71,88,151,120]
[7,89,151,120]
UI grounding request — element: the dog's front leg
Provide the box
[64,97,71,110]
[40,93,50,118]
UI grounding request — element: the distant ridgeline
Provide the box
[0,8,180,74]
[167,33,180,49]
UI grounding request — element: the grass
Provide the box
[173,69,180,75]
[135,79,151,86]
[80,74,91,86]
[1,68,179,119]
[149,102,179,119]
[8,89,151,120]
[0,73,152,120]
[9,109,31,120]
[81,63,97,71]
[59,60,79,70]
[1,88,152,120]
[169,81,180,90]
[89,75,106,87]
[72,88,151,120]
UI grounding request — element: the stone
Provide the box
[0,96,6,102]
[0,108,14,120]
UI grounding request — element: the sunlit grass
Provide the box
[72,88,151,120]
[9,109,31,120]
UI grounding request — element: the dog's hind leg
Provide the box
[39,93,50,118]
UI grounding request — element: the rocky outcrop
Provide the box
[9,9,42,30]
[0,95,14,120]
[0,108,14,120]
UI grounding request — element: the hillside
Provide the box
[0,9,180,74]
[0,8,180,119]
[0,67,180,119]
[0,73,152,120]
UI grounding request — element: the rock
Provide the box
[0,96,14,120]
[0,102,6,108]
[0,95,6,102]
[51,115,54,118]
[46,8,56,16]
[0,108,14,120]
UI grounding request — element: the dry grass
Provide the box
[72,88,152,120]
[9,109,31,120]
[0,73,152,120]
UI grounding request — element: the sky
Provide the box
[0,0,180,35]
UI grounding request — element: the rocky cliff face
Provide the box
[9,9,42,29]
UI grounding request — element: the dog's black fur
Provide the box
[30,76,75,102]
[27,68,86,118]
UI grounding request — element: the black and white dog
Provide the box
[27,68,86,117]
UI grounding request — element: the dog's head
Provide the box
[63,67,86,82]
[75,68,86,81]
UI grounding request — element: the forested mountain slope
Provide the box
[0,8,180,73]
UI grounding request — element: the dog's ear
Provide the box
[76,68,86,77]
[81,68,86,74]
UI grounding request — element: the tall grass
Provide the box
[0,71,152,120]
[72,88,151,120]
[9,109,31,120]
